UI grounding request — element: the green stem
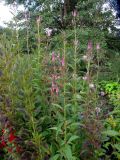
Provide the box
[37,20,41,60]
[95,50,100,106]
[63,32,67,143]
[74,18,77,111]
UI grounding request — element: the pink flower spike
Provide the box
[87,41,92,50]
[96,43,100,50]
[52,52,56,62]
[37,16,41,24]
[55,86,59,95]
[72,9,77,17]
[61,57,65,66]
[46,28,52,37]
[83,76,88,81]
[52,74,60,80]
[52,81,55,87]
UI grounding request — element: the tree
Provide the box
[4,0,119,81]
[4,0,113,29]
[109,0,120,18]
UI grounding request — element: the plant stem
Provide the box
[37,17,41,60]
[63,32,67,143]
[74,17,77,112]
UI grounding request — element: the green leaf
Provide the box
[65,104,72,108]
[102,130,120,137]
[50,127,58,131]
[114,144,120,151]
[64,144,73,160]
[75,94,82,100]
[67,135,79,144]
[50,154,60,160]
[52,103,63,111]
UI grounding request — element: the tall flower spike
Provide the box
[55,86,59,95]
[61,57,65,66]
[96,43,100,50]
[72,9,77,17]
[87,41,92,50]
[52,81,55,87]
[46,28,52,37]
[52,52,56,62]
[36,16,41,24]
[52,74,60,80]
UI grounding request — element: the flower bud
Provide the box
[61,57,65,66]
[87,41,92,50]
[95,107,101,116]
[82,55,88,61]
[72,9,77,17]
[89,83,95,89]
[96,43,100,50]
[46,28,52,37]
[36,16,41,24]
[100,91,105,96]
[52,52,56,62]
[83,76,88,81]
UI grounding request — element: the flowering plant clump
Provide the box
[0,1,119,159]
[50,52,65,97]
[0,126,22,155]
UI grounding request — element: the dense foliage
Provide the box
[0,0,120,160]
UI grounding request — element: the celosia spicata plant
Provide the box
[50,52,65,98]
[0,2,118,159]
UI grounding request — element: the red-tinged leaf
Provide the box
[8,133,16,142]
